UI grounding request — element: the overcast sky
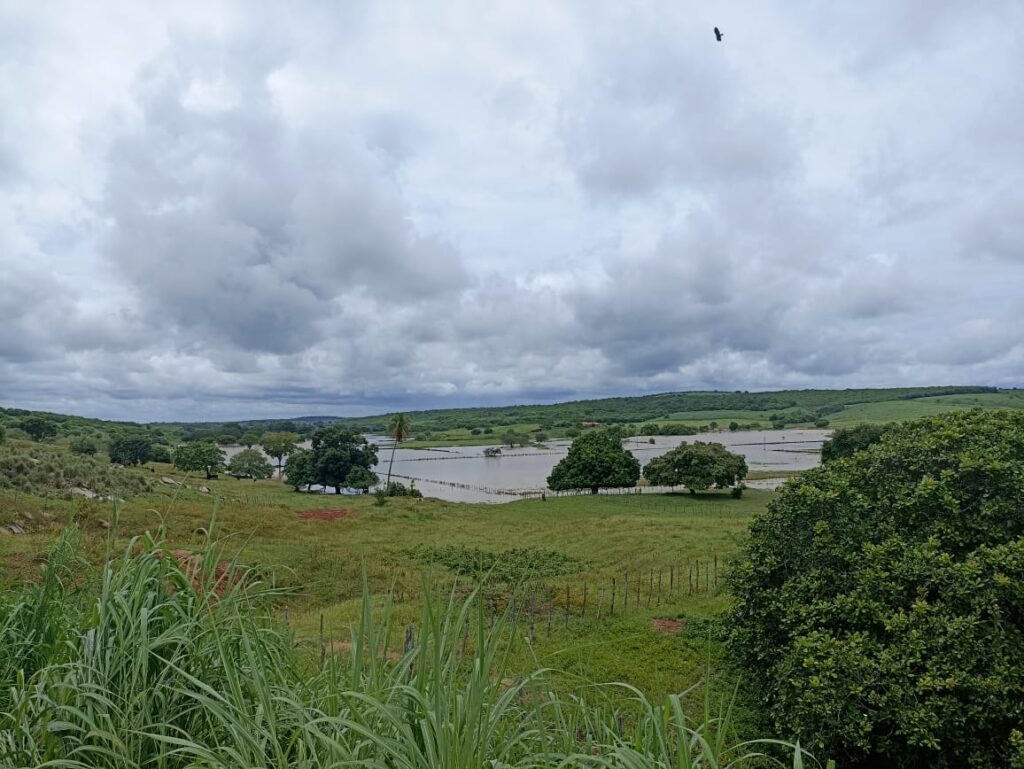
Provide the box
[2,1,1022,421]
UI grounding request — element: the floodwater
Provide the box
[221,429,828,503]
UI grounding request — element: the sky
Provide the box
[2,1,1023,422]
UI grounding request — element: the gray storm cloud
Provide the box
[0,0,1022,420]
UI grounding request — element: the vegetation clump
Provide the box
[820,422,892,463]
[728,410,1024,767]
[643,442,748,494]
[547,429,640,494]
[412,544,583,582]
[0,443,151,499]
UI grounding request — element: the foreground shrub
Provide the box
[728,410,1024,767]
[1,528,828,768]
[819,422,891,463]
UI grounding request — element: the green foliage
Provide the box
[345,465,379,491]
[643,442,748,493]
[309,425,378,493]
[259,431,300,468]
[0,443,151,498]
[148,444,172,463]
[483,446,502,458]
[502,431,529,447]
[813,419,829,428]
[227,448,274,481]
[533,431,549,443]
[18,415,58,441]
[412,545,583,582]
[728,422,739,432]
[69,435,99,455]
[547,429,640,493]
[386,481,423,498]
[284,448,315,490]
[0,424,6,444]
[108,431,154,465]
[172,441,226,479]
[727,411,1024,767]
[820,422,891,463]
[0,531,825,769]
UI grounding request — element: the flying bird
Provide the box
[714,27,724,42]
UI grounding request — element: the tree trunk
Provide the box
[386,439,398,491]
[334,485,341,494]
[591,486,598,494]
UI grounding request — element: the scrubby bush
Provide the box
[0,443,151,498]
[69,436,99,455]
[728,411,1024,767]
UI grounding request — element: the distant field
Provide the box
[826,391,1024,425]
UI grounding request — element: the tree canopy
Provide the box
[227,448,274,481]
[284,449,315,491]
[547,429,640,494]
[260,432,300,476]
[820,422,891,463]
[642,441,747,493]
[108,432,154,466]
[173,442,226,479]
[309,425,378,494]
[727,410,1024,768]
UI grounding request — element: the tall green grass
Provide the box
[0,525,830,768]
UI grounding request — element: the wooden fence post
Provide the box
[611,578,616,617]
[624,573,629,613]
[565,584,571,630]
[647,569,654,609]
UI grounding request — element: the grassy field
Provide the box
[0,460,770,717]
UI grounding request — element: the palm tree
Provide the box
[385,413,412,492]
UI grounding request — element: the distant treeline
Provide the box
[327,386,1000,433]
[0,386,1002,448]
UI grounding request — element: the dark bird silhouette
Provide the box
[714,27,724,42]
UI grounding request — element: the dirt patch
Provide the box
[650,618,685,634]
[168,549,234,598]
[327,640,402,661]
[299,508,355,521]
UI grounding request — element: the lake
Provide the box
[223,429,828,503]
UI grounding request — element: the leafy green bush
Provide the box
[820,422,892,463]
[642,442,747,493]
[728,411,1024,767]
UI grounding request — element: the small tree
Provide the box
[642,441,747,494]
[228,448,274,481]
[547,429,640,494]
[728,421,740,432]
[260,432,300,478]
[173,442,226,479]
[284,449,315,491]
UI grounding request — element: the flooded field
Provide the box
[223,429,827,503]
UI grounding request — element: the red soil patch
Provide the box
[650,618,685,634]
[299,508,354,521]
[169,549,233,598]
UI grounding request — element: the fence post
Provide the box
[669,565,674,597]
[597,583,604,621]
[657,568,663,606]
[714,556,718,592]
[647,569,654,609]
[610,578,616,617]
[564,584,571,630]
[319,613,326,669]
[636,572,641,606]
[624,573,629,613]
[582,581,588,619]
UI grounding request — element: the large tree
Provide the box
[310,425,378,494]
[727,411,1024,768]
[173,442,226,479]
[227,448,274,481]
[642,441,747,493]
[547,429,640,494]
[260,432,300,478]
[385,414,412,490]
